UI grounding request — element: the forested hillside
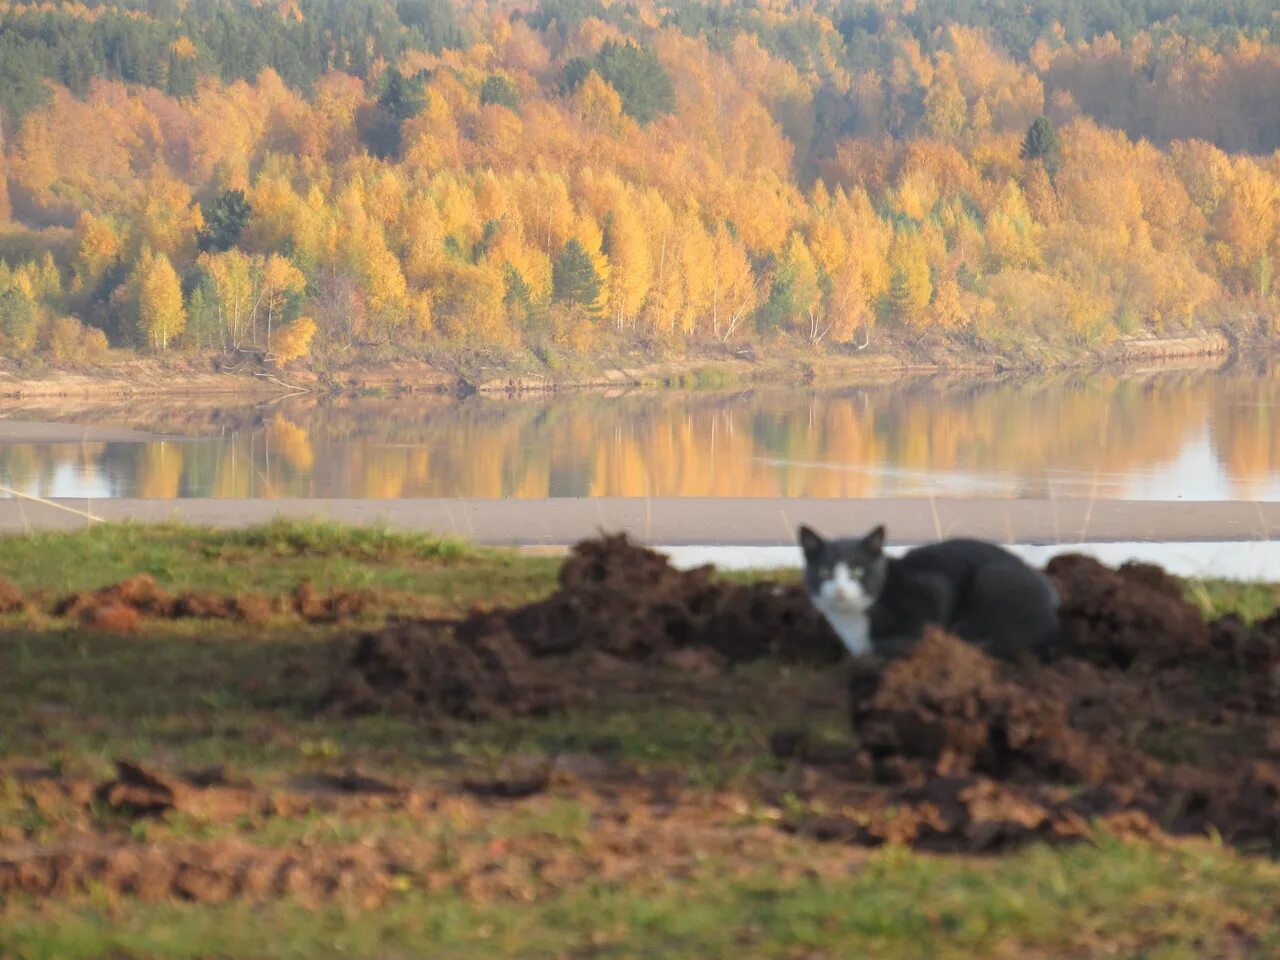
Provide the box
[2,0,1280,366]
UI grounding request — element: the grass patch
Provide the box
[1184,576,1280,622]
[0,616,840,782]
[210,518,471,561]
[0,520,555,600]
[3,838,1279,959]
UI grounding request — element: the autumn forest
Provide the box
[2,0,1280,367]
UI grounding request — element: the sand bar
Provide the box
[0,420,179,444]
[1,496,1279,546]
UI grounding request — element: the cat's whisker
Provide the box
[928,493,942,542]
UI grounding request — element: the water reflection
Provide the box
[4,365,1280,500]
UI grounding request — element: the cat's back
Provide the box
[902,537,1059,657]
[899,538,1028,579]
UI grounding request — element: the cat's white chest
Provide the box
[814,603,872,657]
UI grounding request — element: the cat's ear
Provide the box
[798,525,825,562]
[863,525,886,555]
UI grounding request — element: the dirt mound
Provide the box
[80,602,143,633]
[1213,761,1280,843]
[291,582,373,623]
[850,629,1112,785]
[325,620,564,720]
[55,575,173,619]
[326,536,843,721]
[702,581,840,663]
[1114,560,1186,601]
[54,576,276,626]
[1227,610,1280,672]
[173,591,275,625]
[506,534,841,664]
[0,578,25,613]
[806,585,1280,852]
[1046,553,1210,667]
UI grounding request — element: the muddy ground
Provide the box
[323,539,1280,851]
[2,536,1279,907]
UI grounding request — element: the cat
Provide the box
[798,524,1060,660]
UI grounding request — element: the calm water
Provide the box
[5,364,1280,501]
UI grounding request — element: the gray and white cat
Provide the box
[799,524,1060,660]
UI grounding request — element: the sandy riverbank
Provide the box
[0,331,1237,401]
[1,495,1277,545]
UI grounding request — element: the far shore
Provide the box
[2,496,1278,546]
[0,329,1239,403]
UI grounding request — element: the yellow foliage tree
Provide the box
[888,229,933,329]
[73,212,123,292]
[135,247,186,351]
[604,198,651,328]
[270,316,317,363]
[260,254,306,346]
[577,71,624,133]
[198,249,258,348]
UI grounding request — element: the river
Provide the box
[3,364,1280,502]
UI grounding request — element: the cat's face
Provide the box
[798,524,888,613]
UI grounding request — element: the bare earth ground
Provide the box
[1,522,1279,958]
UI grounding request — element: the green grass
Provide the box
[0,519,559,601]
[0,615,842,782]
[1184,576,1280,622]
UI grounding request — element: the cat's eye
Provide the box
[852,566,863,577]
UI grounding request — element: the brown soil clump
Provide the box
[325,620,564,720]
[850,629,1111,785]
[0,578,25,613]
[56,575,173,619]
[0,839,410,906]
[292,582,372,623]
[325,535,842,722]
[96,761,179,817]
[172,591,276,625]
[94,761,268,823]
[800,774,1180,853]
[505,534,841,664]
[790,572,1280,853]
[1046,553,1210,668]
[55,577,277,625]
[80,602,142,633]
[702,581,840,663]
